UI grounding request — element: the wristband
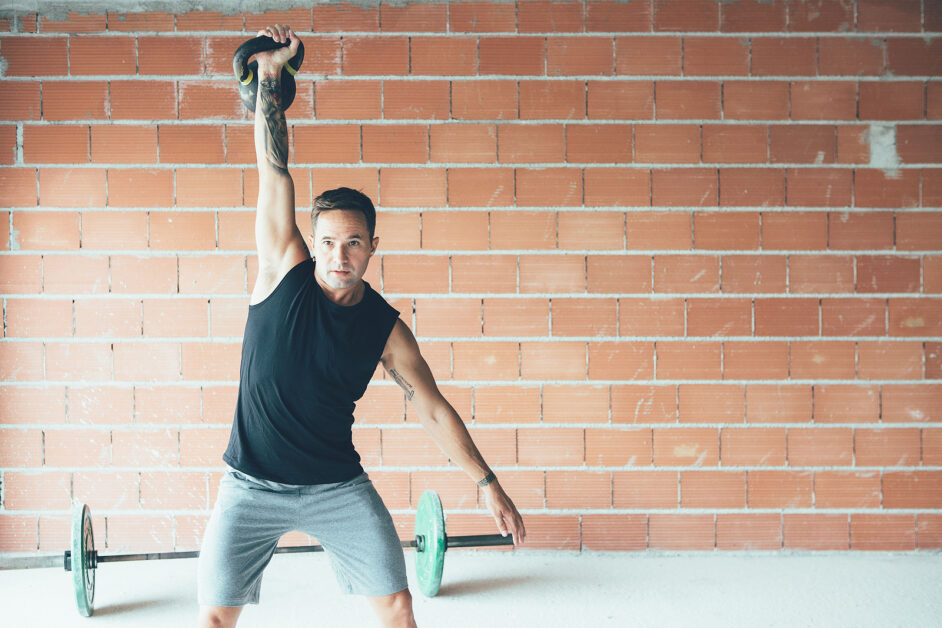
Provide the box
[476,471,497,487]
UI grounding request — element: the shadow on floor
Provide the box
[436,575,535,597]
[91,597,182,617]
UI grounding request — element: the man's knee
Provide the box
[198,605,243,628]
[371,588,416,627]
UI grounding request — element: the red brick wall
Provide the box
[1,1,940,555]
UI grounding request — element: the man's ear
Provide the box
[370,236,380,255]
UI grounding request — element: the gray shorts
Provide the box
[197,467,408,606]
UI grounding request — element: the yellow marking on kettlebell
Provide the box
[240,69,254,86]
[285,62,298,76]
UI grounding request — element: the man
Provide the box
[197,24,527,628]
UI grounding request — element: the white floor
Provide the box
[1,550,940,627]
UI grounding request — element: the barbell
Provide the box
[5,490,513,617]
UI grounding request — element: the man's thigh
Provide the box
[298,473,409,597]
[197,470,298,606]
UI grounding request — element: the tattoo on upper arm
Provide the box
[259,77,289,176]
[389,369,415,401]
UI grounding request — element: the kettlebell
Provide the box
[232,36,305,112]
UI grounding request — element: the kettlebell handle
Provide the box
[232,35,305,86]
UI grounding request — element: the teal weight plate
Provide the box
[414,490,445,597]
[72,503,95,617]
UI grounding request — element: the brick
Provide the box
[149,211,215,251]
[614,471,678,509]
[791,341,856,379]
[859,82,925,121]
[821,298,886,336]
[515,168,582,206]
[724,81,788,120]
[378,168,447,207]
[587,81,654,119]
[769,125,835,164]
[421,211,487,250]
[45,428,111,467]
[683,37,749,76]
[547,37,614,76]
[378,2,445,32]
[615,36,681,75]
[430,124,496,163]
[106,514,174,552]
[566,124,632,163]
[519,255,586,293]
[112,342,181,382]
[415,298,481,337]
[787,169,852,207]
[410,36,476,75]
[886,38,942,76]
[546,470,611,509]
[451,80,518,120]
[43,254,109,294]
[490,211,555,249]
[23,124,88,164]
[499,124,565,163]
[46,341,113,381]
[635,124,698,164]
[519,80,585,120]
[383,80,450,120]
[107,11,174,31]
[746,384,812,422]
[751,38,816,76]
[521,341,586,380]
[473,386,540,423]
[39,81,107,121]
[655,81,721,120]
[82,210,149,250]
[897,213,942,251]
[558,211,624,250]
[110,255,177,294]
[452,342,519,380]
[70,36,135,75]
[518,428,584,466]
[754,298,819,335]
[583,514,648,550]
[483,298,548,337]
[0,254,42,293]
[74,297,142,337]
[180,341,242,381]
[362,124,427,163]
[313,80,381,119]
[694,212,759,249]
[819,38,885,76]
[717,513,784,550]
[143,298,208,338]
[3,472,71,510]
[626,211,690,249]
[814,384,880,422]
[828,211,894,249]
[787,0,854,32]
[882,384,942,422]
[587,255,652,293]
[858,341,922,380]
[898,125,942,164]
[788,427,853,466]
[40,11,105,33]
[857,255,920,293]
[749,471,812,509]
[136,385,201,424]
[924,169,942,207]
[784,513,848,550]
[341,36,409,75]
[138,36,202,76]
[310,4,377,31]
[719,168,785,206]
[653,0,718,31]
[584,168,651,206]
[855,169,920,208]
[587,0,651,32]
[447,168,514,207]
[552,298,617,336]
[686,298,752,336]
[790,82,857,121]
[91,125,158,164]
[177,167,242,207]
[837,126,870,164]
[884,471,942,510]
[618,298,685,336]
[519,0,583,32]
[656,341,721,379]
[5,298,72,337]
[678,384,745,422]
[611,385,677,423]
[681,471,747,508]
[110,80,176,120]
[175,10,243,31]
[448,1,515,32]
[720,428,785,467]
[588,341,654,380]
[652,427,719,466]
[851,514,917,551]
[0,82,41,120]
[0,428,42,467]
[701,125,768,163]
[815,471,881,508]
[789,254,854,292]
[586,428,650,467]
[725,341,789,380]
[0,384,68,424]
[11,211,79,250]
[2,37,68,76]
[653,255,720,292]
[479,37,546,76]
[720,0,786,31]
[857,0,921,32]
[651,168,717,206]
[856,428,921,466]
[722,254,787,293]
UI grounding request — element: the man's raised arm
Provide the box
[252,25,306,277]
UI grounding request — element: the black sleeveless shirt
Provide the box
[223,257,400,484]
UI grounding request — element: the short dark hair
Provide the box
[311,187,377,240]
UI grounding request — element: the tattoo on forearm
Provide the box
[259,77,289,176]
[389,369,415,401]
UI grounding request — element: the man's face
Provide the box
[308,209,378,290]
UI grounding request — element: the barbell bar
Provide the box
[2,490,513,617]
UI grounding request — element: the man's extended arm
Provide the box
[253,25,306,279]
[380,320,527,544]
